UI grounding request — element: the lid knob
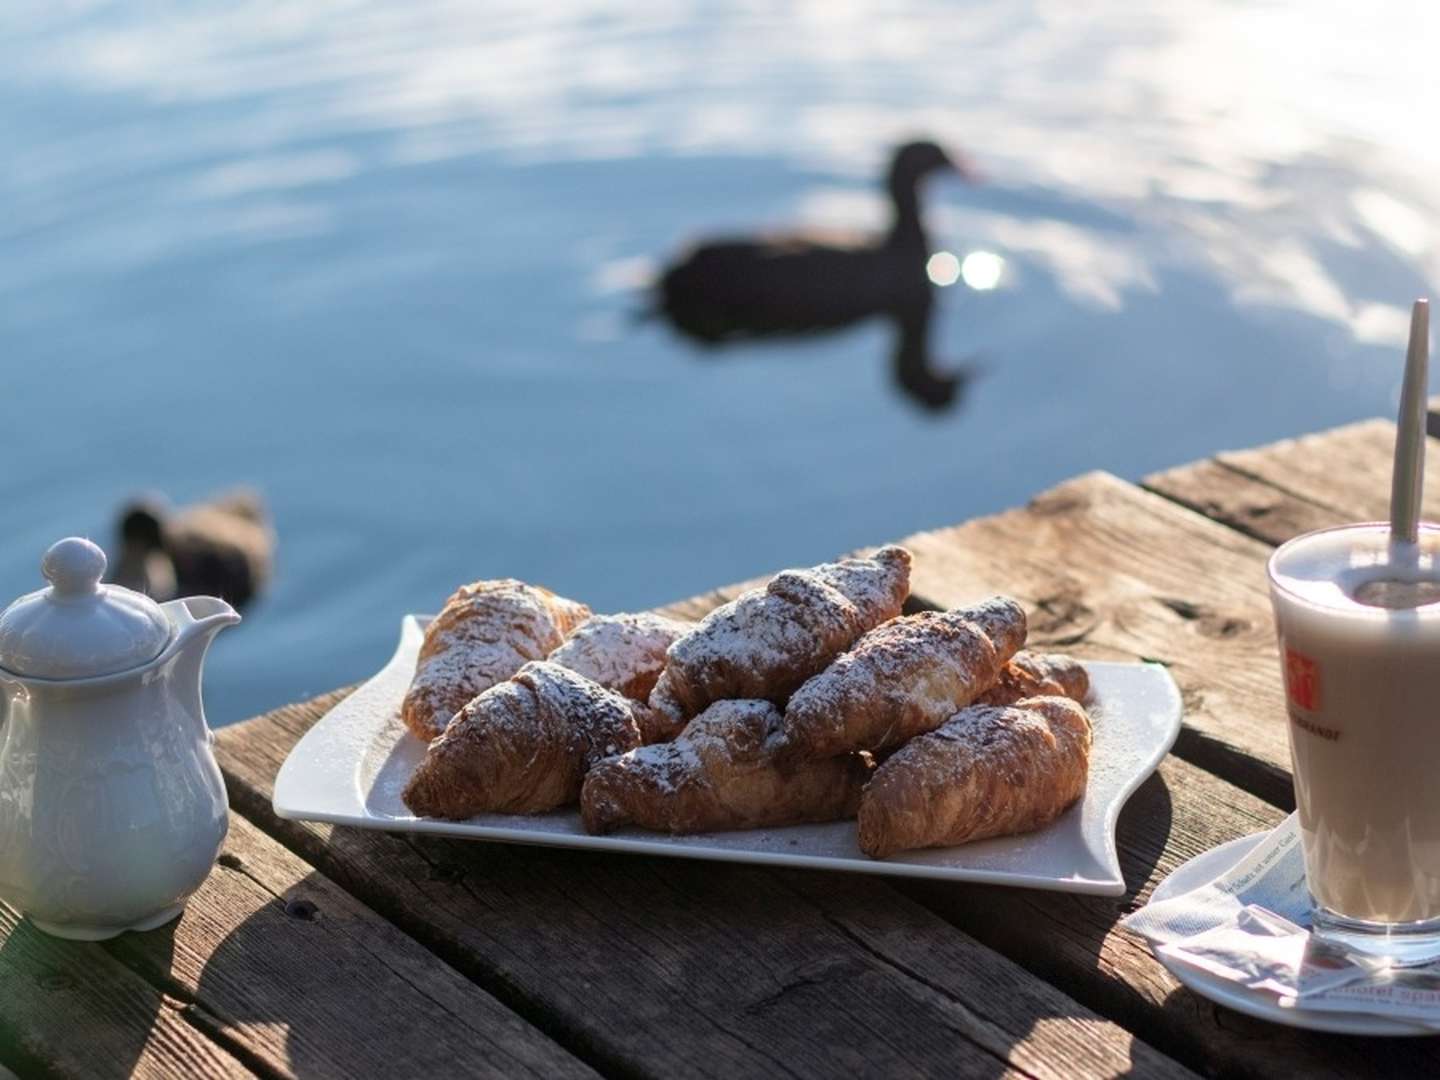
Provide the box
[42,537,107,599]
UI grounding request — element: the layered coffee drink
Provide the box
[1269,523,1440,933]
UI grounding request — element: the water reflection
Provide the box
[960,251,1004,291]
[653,141,976,411]
[5,1,1438,724]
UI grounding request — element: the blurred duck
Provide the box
[113,488,274,611]
[653,140,978,411]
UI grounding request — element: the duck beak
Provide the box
[947,150,981,184]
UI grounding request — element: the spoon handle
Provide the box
[1391,299,1430,544]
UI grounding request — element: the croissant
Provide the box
[975,651,1089,707]
[547,612,691,703]
[857,696,1092,859]
[644,669,690,744]
[402,661,644,819]
[660,546,911,719]
[777,597,1027,761]
[580,700,871,835]
[402,580,590,741]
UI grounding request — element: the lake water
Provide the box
[4,1,1438,725]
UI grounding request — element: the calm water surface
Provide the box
[4,2,1439,723]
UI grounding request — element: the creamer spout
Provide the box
[165,596,242,652]
[161,596,240,727]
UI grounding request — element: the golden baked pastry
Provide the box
[402,661,644,818]
[644,669,690,744]
[402,579,590,741]
[975,650,1089,707]
[658,546,911,720]
[580,699,871,835]
[547,612,691,704]
[857,695,1092,859]
[777,597,1026,761]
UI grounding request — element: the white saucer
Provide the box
[1149,834,1432,1036]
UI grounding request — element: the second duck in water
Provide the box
[654,140,977,410]
[112,487,274,611]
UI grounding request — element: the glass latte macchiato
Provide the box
[1268,522,1440,963]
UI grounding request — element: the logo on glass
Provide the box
[1284,647,1321,711]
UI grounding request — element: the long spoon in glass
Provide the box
[1390,298,1430,543]
[1354,299,1435,608]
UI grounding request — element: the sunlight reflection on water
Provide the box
[3,0,1437,722]
[5,0,1437,342]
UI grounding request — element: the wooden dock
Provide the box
[7,411,1440,1078]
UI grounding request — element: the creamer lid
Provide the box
[0,537,171,679]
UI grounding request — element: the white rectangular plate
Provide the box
[273,616,1182,895]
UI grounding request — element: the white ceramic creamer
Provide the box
[0,537,239,939]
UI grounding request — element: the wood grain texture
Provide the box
[1218,417,1440,526]
[101,814,596,1080]
[880,514,1440,1075]
[902,752,1440,1077]
[203,451,1440,1077]
[1141,457,1338,547]
[216,527,1440,1080]
[894,470,1293,805]
[217,585,1440,1078]
[0,901,253,1080]
[216,699,1191,1080]
[1146,418,1440,550]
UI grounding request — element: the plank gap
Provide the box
[92,939,285,1080]
[805,905,1042,1080]
[169,1000,282,1080]
[1170,728,1295,813]
[220,780,644,1080]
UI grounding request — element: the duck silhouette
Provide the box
[112,487,274,610]
[653,140,978,410]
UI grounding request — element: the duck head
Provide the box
[114,496,178,600]
[888,141,977,194]
[887,140,976,248]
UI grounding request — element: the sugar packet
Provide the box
[1123,813,1440,1027]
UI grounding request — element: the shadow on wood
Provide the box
[0,908,206,1079]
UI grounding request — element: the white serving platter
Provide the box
[1148,835,1433,1036]
[273,616,1182,894]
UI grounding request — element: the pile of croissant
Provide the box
[398,546,1094,859]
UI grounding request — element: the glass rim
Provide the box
[1267,520,1440,615]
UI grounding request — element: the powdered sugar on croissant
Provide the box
[547,612,691,702]
[401,579,591,741]
[975,651,1090,707]
[778,597,1027,760]
[580,699,871,835]
[661,546,911,718]
[857,695,1092,859]
[402,660,645,819]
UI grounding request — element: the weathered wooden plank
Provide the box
[215,702,1192,1079]
[1217,417,1440,528]
[219,648,1440,1075]
[898,754,1440,1075]
[0,902,253,1080]
[1147,418,1440,549]
[101,814,596,1080]
[887,504,1440,1077]
[896,470,1293,805]
[1141,457,1338,547]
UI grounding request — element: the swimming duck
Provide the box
[112,488,274,610]
[653,140,976,410]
